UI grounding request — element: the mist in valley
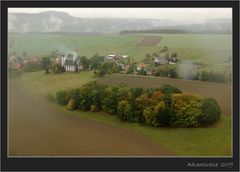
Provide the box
[8,8,232,34]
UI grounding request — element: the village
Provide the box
[8,45,182,78]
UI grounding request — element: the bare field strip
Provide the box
[9,80,174,156]
[98,74,231,116]
[136,36,162,46]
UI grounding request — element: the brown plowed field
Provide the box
[136,36,162,46]
[98,74,232,116]
[8,80,175,156]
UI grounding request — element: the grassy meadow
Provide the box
[15,71,232,156]
[9,33,232,72]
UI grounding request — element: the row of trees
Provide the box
[196,70,230,83]
[126,64,229,83]
[119,29,232,34]
[54,82,221,127]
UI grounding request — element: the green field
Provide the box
[9,33,232,72]
[15,71,232,156]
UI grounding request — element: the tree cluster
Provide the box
[154,65,179,79]
[195,70,229,83]
[55,82,221,127]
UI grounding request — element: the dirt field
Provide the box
[136,36,162,46]
[98,74,232,116]
[8,80,175,156]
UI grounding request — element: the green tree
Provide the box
[90,54,104,70]
[41,57,52,74]
[171,94,202,127]
[199,98,221,125]
[117,100,131,121]
[80,56,90,70]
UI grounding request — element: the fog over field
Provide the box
[8,8,231,33]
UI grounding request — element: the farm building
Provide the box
[61,53,80,72]
[106,54,128,62]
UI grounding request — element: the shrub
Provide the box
[200,70,227,83]
[116,85,131,102]
[199,98,221,125]
[149,91,164,105]
[102,84,130,114]
[127,65,137,74]
[130,87,144,99]
[70,88,80,100]
[117,100,131,121]
[154,66,178,79]
[90,105,98,112]
[143,101,167,127]
[67,98,79,111]
[102,87,118,114]
[159,85,182,109]
[153,101,168,126]
[171,94,202,127]
[168,68,179,78]
[160,85,182,95]
[78,88,91,111]
[95,69,106,77]
[143,106,155,125]
[78,100,89,111]
[56,90,68,105]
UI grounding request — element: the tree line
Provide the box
[50,82,221,128]
[119,29,232,34]
[126,64,230,83]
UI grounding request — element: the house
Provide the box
[122,55,128,59]
[168,61,176,65]
[137,64,146,71]
[106,54,128,62]
[154,57,167,65]
[106,55,115,61]
[61,53,80,72]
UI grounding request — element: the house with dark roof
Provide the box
[61,53,80,72]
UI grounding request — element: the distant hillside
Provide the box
[8,11,231,34]
[120,19,232,34]
[8,11,165,33]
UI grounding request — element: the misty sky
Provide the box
[8,8,231,20]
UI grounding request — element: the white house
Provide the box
[154,57,167,65]
[61,53,80,72]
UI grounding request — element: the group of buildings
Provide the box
[9,51,180,75]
